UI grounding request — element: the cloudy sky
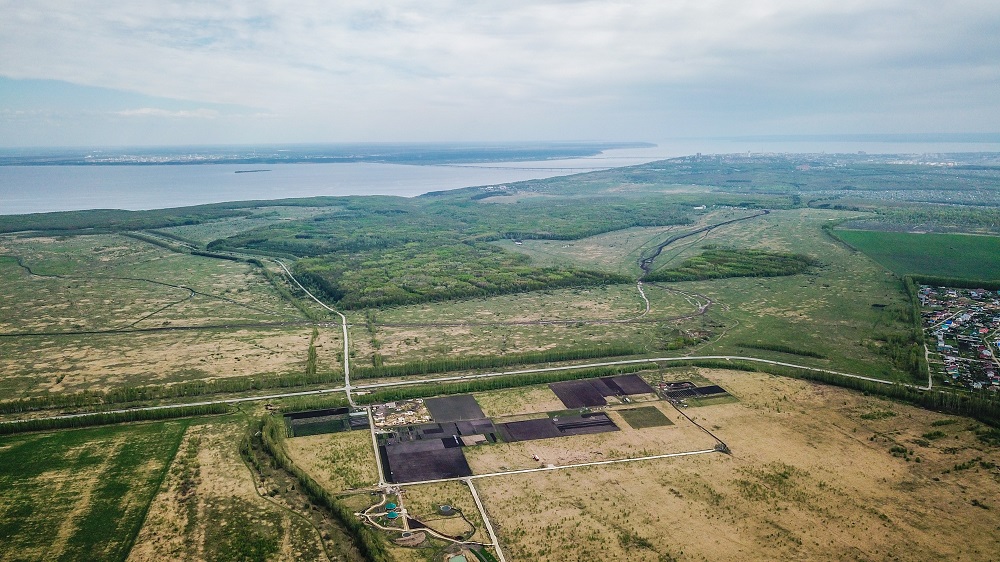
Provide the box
[1,0,998,147]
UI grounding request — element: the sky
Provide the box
[1,0,998,147]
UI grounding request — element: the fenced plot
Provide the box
[425,395,487,422]
[550,375,656,408]
[382,440,473,483]
[497,412,619,442]
[618,406,674,429]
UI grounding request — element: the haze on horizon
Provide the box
[1,0,998,148]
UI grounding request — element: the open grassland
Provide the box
[834,229,1000,281]
[0,326,326,398]
[158,206,342,246]
[0,421,187,562]
[0,233,343,402]
[129,417,330,562]
[347,284,700,367]
[649,209,918,381]
[476,369,1000,561]
[349,208,917,382]
[0,234,303,334]
[284,430,379,493]
[497,208,760,275]
[350,321,651,369]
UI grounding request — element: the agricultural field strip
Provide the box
[465,478,508,562]
[0,356,925,426]
[275,259,354,406]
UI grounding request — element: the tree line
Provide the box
[0,403,229,435]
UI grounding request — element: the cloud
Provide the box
[115,107,219,118]
[1,0,998,143]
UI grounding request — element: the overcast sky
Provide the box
[1,0,998,147]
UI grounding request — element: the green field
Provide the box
[835,230,1000,281]
[0,421,187,561]
[618,406,674,429]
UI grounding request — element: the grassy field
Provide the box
[128,417,333,562]
[834,229,1000,281]
[0,421,187,561]
[284,430,379,492]
[475,369,1000,561]
[348,208,918,382]
[0,233,342,401]
[0,233,303,334]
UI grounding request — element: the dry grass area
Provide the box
[0,234,301,334]
[285,430,379,492]
[350,320,653,367]
[466,401,716,474]
[385,481,493,561]
[0,326,321,397]
[475,369,1000,561]
[129,419,327,562]
[473,384,566,418]
[400,481,489,544]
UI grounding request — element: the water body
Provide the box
[0,147,662,215]
[2,140,998,216]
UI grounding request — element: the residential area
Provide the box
[921,286,1000,390]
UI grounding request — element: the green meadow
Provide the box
[835,230,1000,281]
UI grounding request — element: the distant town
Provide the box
[921,286,1000,390]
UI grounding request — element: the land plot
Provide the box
[835,229,1000,280]
[130,418,329,562]
[605,373,655,394]
[548,380,608,408]
[0,326,325,397]
[0,421,186,562]
[497,418,562,441]
[549,375,653,408]
[425,394,486,422]
[465,401,713,474]
[474,369,1000,561]
[618,406,674,429]
[664,384,729,399]
[383,440,473,484]
[473,385,565,417]
[350,320,656,367]
[397,480,489,544]
[368,283,653,325]
[285,429,379,492]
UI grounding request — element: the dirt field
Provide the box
[0,326,324,397]
[474,369,1000,561]
[129,419,328,562]
[285,430,379,493]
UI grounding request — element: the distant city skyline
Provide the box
[2,1,999,147]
